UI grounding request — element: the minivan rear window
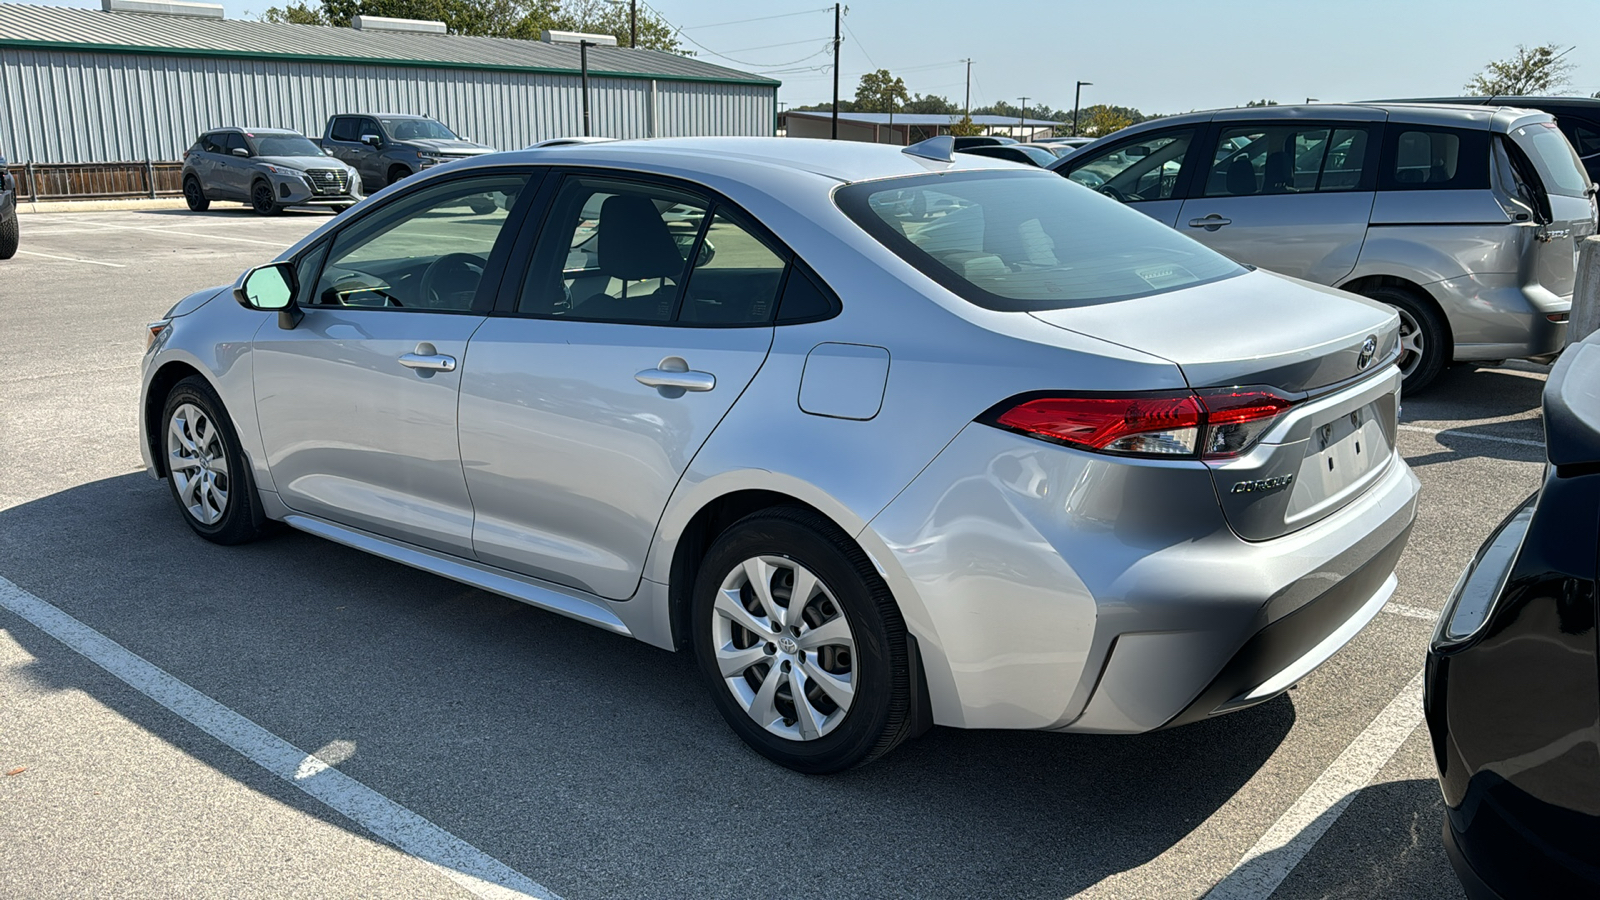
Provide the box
[836,170,1245,312]
[1511,122,1591,197]
[1379,127,1489,191]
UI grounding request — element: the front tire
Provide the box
[250,181,281,216]
[183,176,210,212]
[161,376,270,545]
[1361,285,1447,393]
[692,507,914,773]
[0,208,16,260]
[387,165,412,188]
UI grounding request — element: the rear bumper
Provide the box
[865,422,1420,732]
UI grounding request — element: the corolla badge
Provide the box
[1357,335,1378,371]
[1231,474,1294,494]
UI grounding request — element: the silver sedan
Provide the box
[140,136,1419,772]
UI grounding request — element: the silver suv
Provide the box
[182,128,362,216]
[1052,103,1598,390]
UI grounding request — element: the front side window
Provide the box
[1064,130,1194,202]
[329,118,359,142]
[839,169,1245,312]
[311,173,528,312]
[1204,124,1371,196]
[519,177,709,323]
[223,133,249,156]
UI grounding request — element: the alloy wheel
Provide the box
[1394,306,1424,379]
[166,402,230,526]
[711,555,856,741]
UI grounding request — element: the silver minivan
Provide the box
[1052,103,1598,390]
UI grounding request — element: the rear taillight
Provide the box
[986,387,1297,460]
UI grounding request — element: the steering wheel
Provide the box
[419,253,487,308]
[1097,184,1135,203]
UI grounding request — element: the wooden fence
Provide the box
[4,162,185,201]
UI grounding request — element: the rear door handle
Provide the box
[636,356,715,393]
[398,342,456,372]
[1188,214,1232,231]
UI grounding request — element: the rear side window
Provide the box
[837,169,1245,312]
[1379,127,1488,191]
[200,133,224,154]
[1203,124,1373,196]
[1510,121,1591,197]
[329,118,358,142]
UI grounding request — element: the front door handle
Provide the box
[399,341,456,372]
[1188,214,1232,231]
[636,356,715,394]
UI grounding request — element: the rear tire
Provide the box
[250,181,281,216]
[160,376,271,546]
[183,176,210,212]
[387,165,412,188]
[692,507,914,773]
[0,208,16,260]
[1361,285,1447,393]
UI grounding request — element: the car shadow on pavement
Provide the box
[1220,778,1463,900]
[2,473,1296,900]
[133,208,336,219]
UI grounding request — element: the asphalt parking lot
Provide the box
[0,208,1551,899]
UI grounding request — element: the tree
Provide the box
[948,113,981,136]
[1077,105,1133,138]
[262,2,328,24]
[259,0,683,51]
[902,93,958,115]
[1244,98,1278,107]
[854,69,909,114]
[1465,44,1575,95]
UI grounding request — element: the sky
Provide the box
[14,0,1600,117]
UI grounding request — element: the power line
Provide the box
[679,7,833,30]
[841,17,876,70]
[721,37,834,54]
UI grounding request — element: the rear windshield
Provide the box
[1510,121,1591,197]
[836,170,1245,312]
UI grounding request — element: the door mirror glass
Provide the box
[231,147,250,158]
[361,134,382,147]
[236,263,296,310]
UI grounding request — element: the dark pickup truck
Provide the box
[319,114,496,194]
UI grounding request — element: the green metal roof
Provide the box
[0,3,780,86]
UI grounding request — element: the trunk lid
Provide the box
[1030,269,1403,540]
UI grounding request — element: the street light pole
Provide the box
[1018,96,1029,140]
[1072,80,1092,137]
[830,3,842,139]
[963,59,972,118]
[630,0,637,48]
[580,40,594,136]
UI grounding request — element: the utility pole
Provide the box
[1018,96,1029,139]
[1073,80,1092,137]
[831,3,841,139]
[580,40,594,136]
[630,0,637,48]
[963,58,972,117]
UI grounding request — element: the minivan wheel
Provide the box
[161,376,270,545]
[1362,285,1446,392]
[250,181,281,216]
[692,507,914,773]
[183,176,210,212]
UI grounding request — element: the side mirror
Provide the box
[361,134,382,147]
[233,262,303,329]
[323,147,335,156]
[231,147,250,158]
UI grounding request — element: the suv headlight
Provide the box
[263,164,305,177]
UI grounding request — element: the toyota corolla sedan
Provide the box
[140,136,1419,773]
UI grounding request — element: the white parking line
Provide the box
[1382,602,1439,621]
[82,220,288,247]
[1204,669,1425,900]
[0,575,560,900]
[1398,423,1544,450]
[14,249,126,268]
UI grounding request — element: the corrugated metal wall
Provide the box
[0,47,777,163]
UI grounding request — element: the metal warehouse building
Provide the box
[0,0,777,197]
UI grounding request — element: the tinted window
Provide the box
[312,174,527,311]
[200,133,225,154]
[223,133,249,156]
[838,170,1245,312]
[776,264,839,323]
[1380,127,1488,191]
[1064,130,1194,201]
[519,177,708,323]
[678,211,787,326]
[1204,124,1371,196]
[358,118,384,141]
[250,134,324,157]
[1510,121,1591,197]
[329,117,359,142]
[1566,121,1600,159]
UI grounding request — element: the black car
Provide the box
[1378,96,1600,181]
[955,144,1059,167]
[950,135,1017,150]
[0,150,17,260]
[1425,329,1600,899]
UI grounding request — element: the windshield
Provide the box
[249,134,325,158]
[837,170,1245,312]
[1511,121,1590,197]
[380,117,459,141]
